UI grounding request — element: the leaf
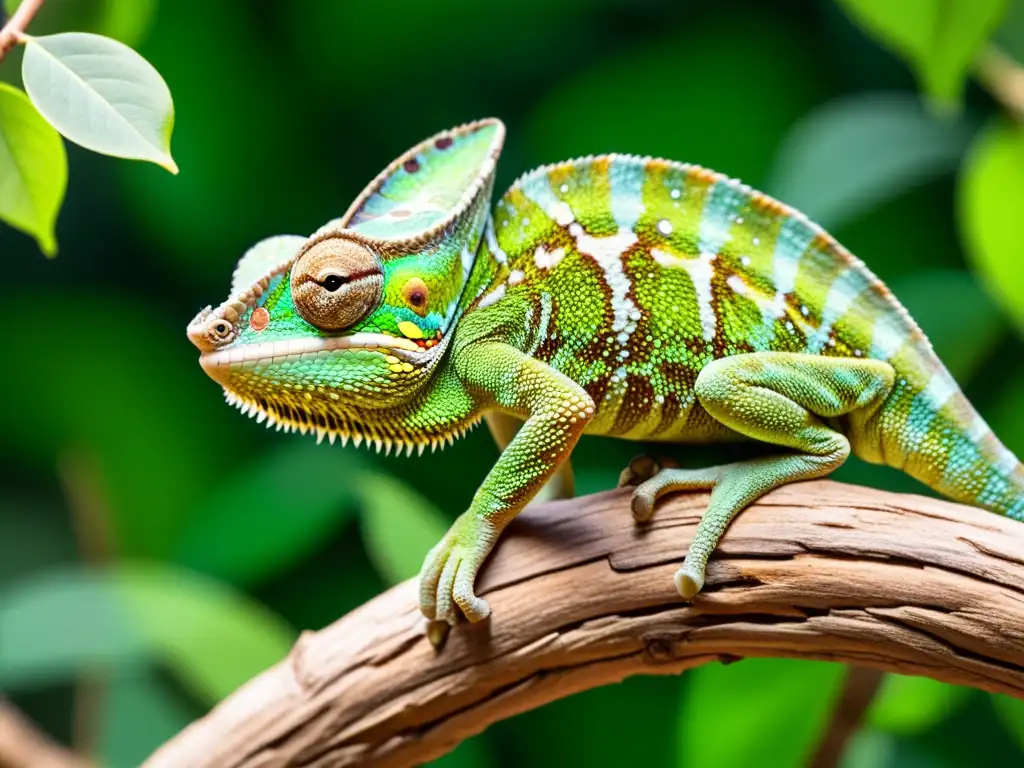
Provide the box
[173,442,363,588]
[0,564,295,702]
[0,82,66,256]
[21,32,176,171]
[959,120,1024,332]
[835,0,1007,107]
[678,658,845,767]
[358,472,450,585]
[866,674,969,734]
[3,0,158,48]
[768,92,975,230]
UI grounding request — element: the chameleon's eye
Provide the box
[208,319,233,342]
[290,235,383,331]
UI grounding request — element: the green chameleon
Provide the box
[188,118,1024,628]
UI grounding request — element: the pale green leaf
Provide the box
[835,0,1007,106]
[21,32,177,171]
[358,472,450,585]
[866,674,968,734]
[679,658,845,767]
[959,120,1024,331]
[3,0,157,48]
[0,564,295,702]
[0,82,66,255]
[173,442,362,588]
[768,92,975,229]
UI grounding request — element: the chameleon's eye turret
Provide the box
[290,236,384,331]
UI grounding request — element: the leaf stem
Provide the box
[0,0,43,62]
[976,45,1024,124]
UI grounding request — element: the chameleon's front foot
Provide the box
[419,511,500,627]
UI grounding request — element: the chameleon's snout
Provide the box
[187,304,240,354]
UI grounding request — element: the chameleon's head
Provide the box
[187,118,505,447]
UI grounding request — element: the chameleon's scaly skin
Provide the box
[188,119,1024,626]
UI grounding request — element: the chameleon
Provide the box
[187,118,1024,629]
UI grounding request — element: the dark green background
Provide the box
[2,0,1024,765]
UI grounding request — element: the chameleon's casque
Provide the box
[189,118,1024,629]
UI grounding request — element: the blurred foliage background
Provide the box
[2,0,1024,765]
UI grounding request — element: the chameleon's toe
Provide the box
[674,562,705,599]
[453,560,491,623]
[418,536,455,621]
[617,453,677,488]
[630,486,658,522]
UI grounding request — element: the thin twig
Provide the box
[57,448,116,763]
[976,45,1024,123]
[0,0,44,61]
[0,699,93,768]
[810,667,887,768]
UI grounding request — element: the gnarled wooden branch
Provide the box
[143,480,1024,768]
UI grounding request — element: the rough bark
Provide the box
[143,480,1024,768]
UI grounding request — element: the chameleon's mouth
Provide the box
[199,331,424,371]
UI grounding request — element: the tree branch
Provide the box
[0,0,44,62]
[143,480,1024,768]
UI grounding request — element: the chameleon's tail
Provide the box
[874,367,1024,520]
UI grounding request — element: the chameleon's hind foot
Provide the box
[627,465,720,522]
[617,453,679,489]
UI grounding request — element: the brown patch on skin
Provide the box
[435,137,453,150]
[249,306,270,331]
[404,159,420,173]
[610,375,656,436]
[391,209,412,218]
[402,277,430,317]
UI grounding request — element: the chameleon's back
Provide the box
[466,154,1024,519]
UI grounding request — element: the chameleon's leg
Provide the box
[420,342,595,624]
[630,352,895,599]
[485,412,576,502]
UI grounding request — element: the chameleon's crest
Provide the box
[188,119,505,451]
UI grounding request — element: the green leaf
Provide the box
[679,658,845,767]
[358,472,450,585]
[0,564,295,702]
[994,693,1024,750]
[3,0,158,48]
[867,674,969,734]
[959,120,1024,332]
[173,442,363,588]
[768,93,975,230]
[21,32,176,172]
[0,82,66,256]
[835,0,1007,107]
